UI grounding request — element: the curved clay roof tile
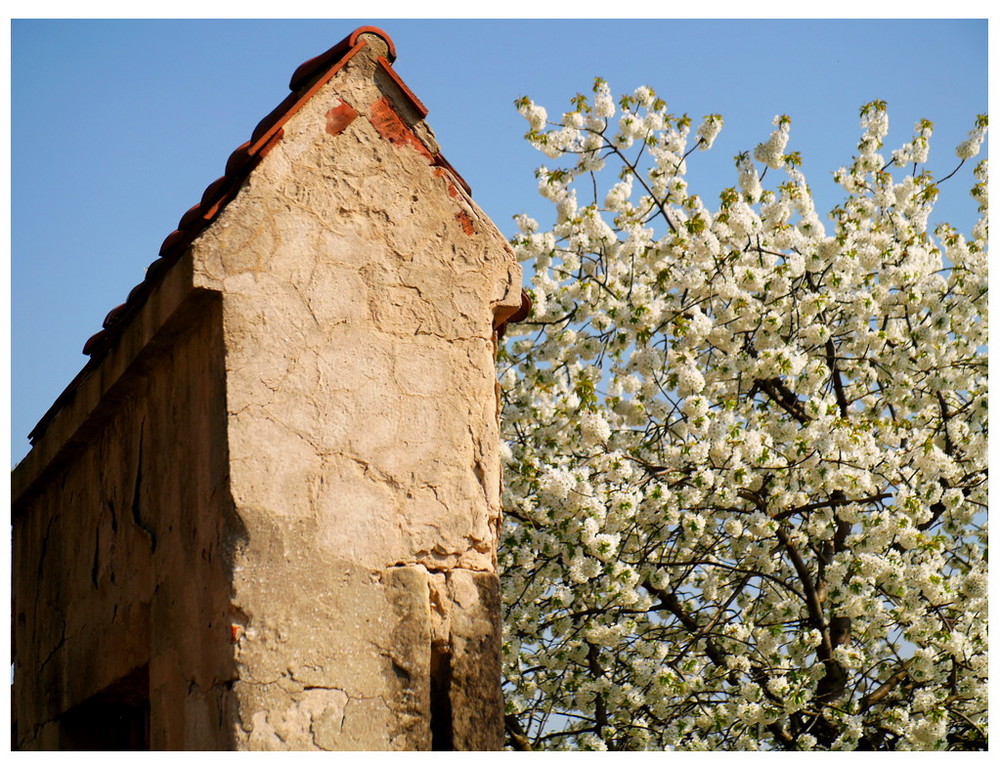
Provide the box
[178,202,207,231]
[127,281,149,305]
[250,92,297,147]
[102,303,128,329]
[144,256,168,281]
[158,229,186,259]
[510,290,533,324]
[288,26,396,91]
[200,176,229,208]
[82,330,106,356]
[225,142,253,176]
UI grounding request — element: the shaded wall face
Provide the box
[12,295,240,750]
[189,41,518,750]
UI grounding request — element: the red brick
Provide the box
[369,96,433,162]
[455,211,475,236]
[325,98,358,136]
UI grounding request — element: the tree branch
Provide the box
[753,377,811,424]
[643,580,796,747]
[504,714,534,751]
[859,661,911,713]
[825,339,850,418]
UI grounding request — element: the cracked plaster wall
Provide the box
[189,36,518,750]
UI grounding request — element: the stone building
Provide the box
[11,26,528,750]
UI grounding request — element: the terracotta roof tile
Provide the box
[102,303,128,329]
[200,176,229,207]
[224,141,253,176]
[496,291,532,339]
[288,25,397,91]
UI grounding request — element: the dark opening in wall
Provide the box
[429,643,453,750]
[58,664,150,750]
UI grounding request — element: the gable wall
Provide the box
[185,37,519,749]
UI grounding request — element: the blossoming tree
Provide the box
[498,81,987,751]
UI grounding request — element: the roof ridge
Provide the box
[289,26,397,91]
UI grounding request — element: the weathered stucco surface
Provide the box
[12,30,519,750]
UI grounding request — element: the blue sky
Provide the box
[8,17,988,465]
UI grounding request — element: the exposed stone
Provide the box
[448,571,505,750]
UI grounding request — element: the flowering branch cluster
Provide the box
[499,80,987,751]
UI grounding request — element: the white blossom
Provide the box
[956,117,988,160]
[753,114,791,168]
[579,410,612,446]
[696,114,723,150]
